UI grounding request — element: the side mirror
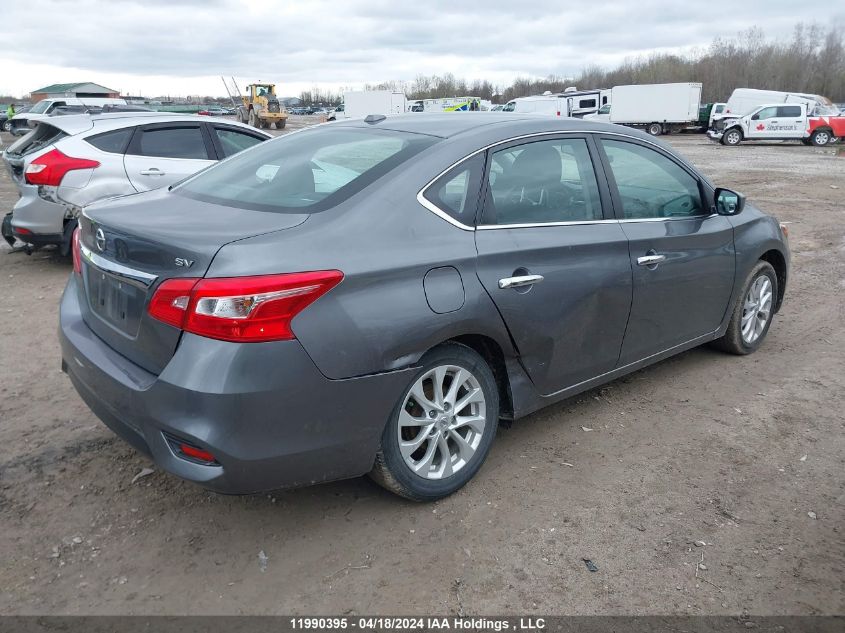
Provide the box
[715,187,745,215]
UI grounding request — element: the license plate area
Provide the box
[85,265,146,336]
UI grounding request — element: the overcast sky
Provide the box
[1,0,840,98]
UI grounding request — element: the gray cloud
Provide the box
[4,0,841,91]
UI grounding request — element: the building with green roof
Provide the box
[30,82,119,102]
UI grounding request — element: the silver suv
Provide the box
[2,113,271,252]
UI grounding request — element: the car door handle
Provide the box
[139,168,165,176]
[637,254,666,266]
[498,274,544,289]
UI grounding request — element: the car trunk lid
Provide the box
[77,187,309,374]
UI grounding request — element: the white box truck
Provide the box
[585,82,703,135]
[329,91,407,120]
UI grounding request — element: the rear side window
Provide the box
[85,128,134,154]
[177,127,437,213]
[579,99,597,109]
[423,153,485,225]
[777,105,802,117]
[483,138,602,225]
[213,127,265,158]
[132,126,209,159]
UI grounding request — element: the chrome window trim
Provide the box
[477,219,618,230]
[417,128,696,230]
[80,242,158,288]
[618,213,716,223]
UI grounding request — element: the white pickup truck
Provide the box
[707,102,844,146]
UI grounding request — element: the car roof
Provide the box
[333,112,659,143]
[39,112,262,137]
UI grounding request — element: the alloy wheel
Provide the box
[397,365,487,480]
[741,275,773,344]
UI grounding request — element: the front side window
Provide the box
[483,138,603,225]
[133,126,209,159]
[177,127,437,213]
[755,107,778,120]
[601,139,703,219]
[423,153,484,225]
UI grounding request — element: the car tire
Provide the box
[369,343,499,501]
[276,119,286,129]
[647,123,663,136]
[59,219,78,257]
[712,260,778,355]
[721,128,743,146]
[810,129,832,147]
[2,213,16,247]
[2,120,11,133]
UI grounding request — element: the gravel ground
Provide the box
[0,126,843,616]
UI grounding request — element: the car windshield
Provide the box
[176,127,438,214]
[28,101,52,114]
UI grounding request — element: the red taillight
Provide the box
[148,271,343,342]
[148,277,199,328]
[25,149,100,186]
[71,227,82,274]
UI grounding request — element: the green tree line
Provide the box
[299,23,845,106]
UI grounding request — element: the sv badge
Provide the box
[175,257,195,268]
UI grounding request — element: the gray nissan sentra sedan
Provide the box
[59,114,789,501]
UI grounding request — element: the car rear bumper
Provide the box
[59,275,414,494]
[10,183,67,244]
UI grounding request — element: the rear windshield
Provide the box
[5,124,68,157]
[176,127,437,213]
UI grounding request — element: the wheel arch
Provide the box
[759,248,787,312]
[448,334,514,420]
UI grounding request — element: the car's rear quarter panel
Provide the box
[206,133,519,382]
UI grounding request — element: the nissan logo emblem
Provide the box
[95,228,106,252]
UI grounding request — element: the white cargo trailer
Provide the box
[598,83,703,135]
[330,91,407,120]
[503,88,608,118]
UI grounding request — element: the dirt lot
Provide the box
[0,125,843,616]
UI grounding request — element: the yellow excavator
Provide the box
[222,77,288,130]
